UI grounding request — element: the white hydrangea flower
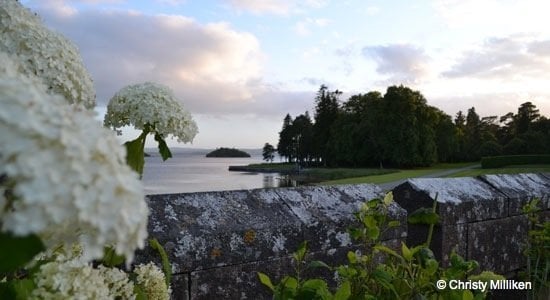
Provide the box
[134,262,171,300]
[0,53,148,264]
[104,82,198,143]
[31,259,135,300]
[0,0,95,109]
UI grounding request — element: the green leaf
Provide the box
[388,220,401,228]
[308,260,331,270]
[12,279,35,300]
[302,279,328,290]
[258,272,275,291]
[347,251,357,264]
[300,279,331,300]
[373,245,401,260]
[134,284,148,300]
[348,228,363,240]
[125,134,146,177]
[462,289,474,300]
[366,226,380,240]
[102,246,125,267]
[154,133,172,161]
[149,238,172,286]
[367,198,380,209]
[293,241,308,262]
[401,242,412,261]
[408,208,440,225]
[363,215,377,228]
[383,192,394,205]
[0,232,44,273]
[334,281,351,300]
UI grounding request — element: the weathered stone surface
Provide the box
[393,177,507,265]
[142,189,304,273]
[171,274,189,300]
[467,215,529,274]
[393,177,508,224]
[190,256,294,300]
[135,184,404,299]
[480,173,550,215]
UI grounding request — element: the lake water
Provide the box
[142,148,294,195]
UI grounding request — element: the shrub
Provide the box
[258,193,503,299]
[481,155,550,168]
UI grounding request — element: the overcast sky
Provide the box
[21,0,550,149]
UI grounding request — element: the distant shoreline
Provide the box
[228,165,297,174]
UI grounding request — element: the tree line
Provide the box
[268,85,550,168]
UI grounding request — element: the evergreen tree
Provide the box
[313,85,341,166]
[277,114,294,162]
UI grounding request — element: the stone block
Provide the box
[467,215,529,274]
[480,173,550,215]
[393,177,508,225]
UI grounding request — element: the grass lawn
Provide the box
[300,168,395,181]
[448,164,550,177]
[319,162,479,185]
[245,162,297,171]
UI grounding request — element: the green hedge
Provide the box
[481,155,550,168]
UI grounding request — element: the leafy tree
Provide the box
[478,141,503,157]
[376,85,437,167]
[434,109,459,162]
[262,143,276,163]
[504,137,527,155]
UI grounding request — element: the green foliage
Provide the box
[478,141,503,157]
[0,232,44,274]
[125,132,147,178]
[101,245,126,267]
[262,143,276,163]
[258,193,501,299]
[149,238,172,286]
[481,155,550,168]
[521,199,550,299]
[154,133,172,161]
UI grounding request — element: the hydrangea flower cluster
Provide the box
[0,53,148,263]
[31,253,170,299]
[104,82,198,143]
[0,0,95,109]
[134,262,172,300]
[31,259,135,299]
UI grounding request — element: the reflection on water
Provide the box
[142,149,300,195]
[263,174,299,188]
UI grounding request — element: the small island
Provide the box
[206,147,251,158]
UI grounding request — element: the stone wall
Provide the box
[392,173,550,276]
[137,173,549,299]
[137,184,407,299]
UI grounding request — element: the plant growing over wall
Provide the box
[258,192,503,299]
[521,199,550,300]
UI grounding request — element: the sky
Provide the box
[20,0,550,149]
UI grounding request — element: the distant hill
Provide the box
[206,147,251,158]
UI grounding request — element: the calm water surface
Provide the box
[142,149,294,195]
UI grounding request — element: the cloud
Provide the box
[22,3,317,117]
[293,17,330,36]
[362,44,430,84]
[433,0,550,31]
[225,0,328,15]
[443,35,550,79]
